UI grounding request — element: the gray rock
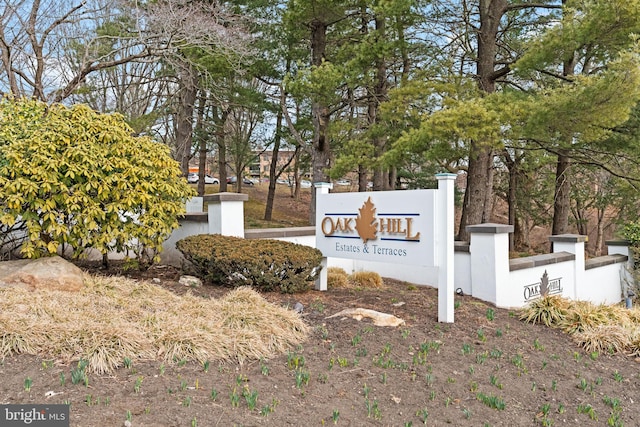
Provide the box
[179,275,203,287]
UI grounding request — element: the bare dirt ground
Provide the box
[1,184,639,426]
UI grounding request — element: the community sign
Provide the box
[315,190,437,267]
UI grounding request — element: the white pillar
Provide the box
[204,193,248,237]
[315,257,328,291]
[606,239,631,259]
[185,196,203,213]
[314,182,333,195]
[607,240,634,297]
[467,224,513,307]
[436,173,457,323]
[314,182,333,291]
[549,234,586,300]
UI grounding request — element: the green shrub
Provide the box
[621,220,640,247]
[0,98,194,264]
[176,234,323,293]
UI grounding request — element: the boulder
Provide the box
[325,308,405,327]
[0,256,85,292]
[179,275,202,287]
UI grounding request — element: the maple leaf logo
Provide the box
[355,197,378,243]
[540,270,549,297]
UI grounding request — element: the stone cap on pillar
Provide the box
[548,234,588,243]
[202,192,249,203]
[605,239,630,247]
[465,223,514,234]
[435,173,457,179]
[314,182,334,189]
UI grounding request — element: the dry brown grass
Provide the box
[327,267,350,289]
[326,268,385,289]
[350,271,384,289]
[559,301,615,334]
[573,325,631,354]
[519,295,570,327]
[521,295,640,356]
[0,275,308,374]
[628,328,640,357]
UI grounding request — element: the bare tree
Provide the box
[143,0,252,174]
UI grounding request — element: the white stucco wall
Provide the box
[508,263,575,308]
[580,264,624,304]
[454,251,471,295]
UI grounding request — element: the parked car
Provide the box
[226,176,254,186]
[336,179,350,186]
[188,173,219,184]
[284,179,312,188]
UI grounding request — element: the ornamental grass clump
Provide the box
[519,295,570,327]
[573,325,630,354]
[327,267,350,288]
[326,268,384,289]
[521,295,640,356]
[349,271,384,289]
[559,301,614,334]
[0,275,309,374]
[627,329,640,357]
[177,234,323,293]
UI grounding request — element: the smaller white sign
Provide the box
[315,190,436,266]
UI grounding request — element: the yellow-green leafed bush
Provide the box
[327,267,349,288]
[0,98,194,263]
[349,271,384,289]
[176,234,323,293]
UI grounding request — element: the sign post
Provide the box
[436,173,456,323]
[314,182,333,291]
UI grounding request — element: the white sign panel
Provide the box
[316,190,436,266]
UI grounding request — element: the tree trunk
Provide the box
[370,15,390,191]
[216,107,229,193]
[594,206,605,257]
[459,143,495,241]
[503,149,518,252]
[0,33,20,97]
[358,165,367,192]
[264,88,286,221]
[573,197,588,236]
[175,63,198,176]
[457,0,505,241]
[552,151,571,235]
[551,17,577,237]
[514,214,526,252]
[310,18,330,225]
[195,92,207,197]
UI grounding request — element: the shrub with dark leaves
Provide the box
[177,234,323,293]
